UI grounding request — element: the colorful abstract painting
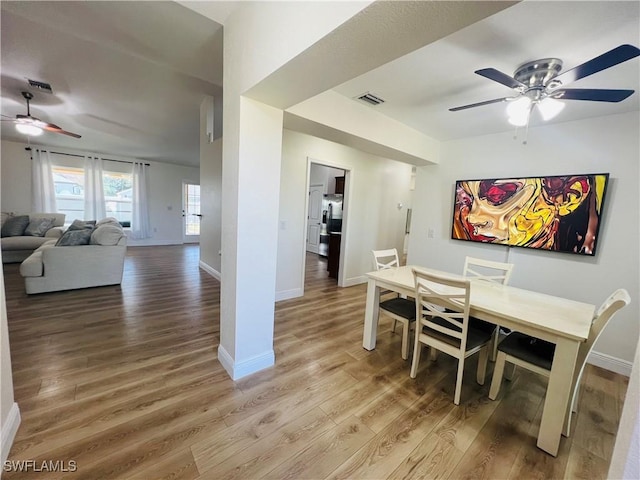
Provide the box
[451,173,609,256]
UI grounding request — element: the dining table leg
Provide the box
[537,337,580,456]
[362,279,380,350]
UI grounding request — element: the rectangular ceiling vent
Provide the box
[356,92,385,106]
[27,79,53,94]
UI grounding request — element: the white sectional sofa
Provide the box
[20,218,127,294]
[1,213,66,263]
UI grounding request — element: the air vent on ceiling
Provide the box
[27,79,53,94]
[356,92,385,106]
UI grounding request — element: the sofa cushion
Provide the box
[90,224,125,246]
[1,236,52,251]
[1,215,29,237]
[20,251,44,277]
[30,213,65,227]
[56,229,93,246]
[97,217,121,226]
[24,217,55,237]
[1,212,13,227]
[68,219,97,231]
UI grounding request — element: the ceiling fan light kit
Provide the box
[449,44,640,141]
[15,122,43,136]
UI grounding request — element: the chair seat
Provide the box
[497,332,555,370]
[469,316,496,333]
[422,316,492,351]
[379,297,415,320]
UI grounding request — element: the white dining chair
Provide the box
[410,269,492,405]
[372,248,415,360]
[489,288,630,436]
[463,256,514,361]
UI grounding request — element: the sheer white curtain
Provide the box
[31,149,58,212]
[84,155,106,220]
[131,161,151,239]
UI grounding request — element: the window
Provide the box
[52,166,133,224]
[104,172,133,224]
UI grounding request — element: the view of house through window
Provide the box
[52,166,133,224]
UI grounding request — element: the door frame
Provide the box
[301,157,352,293]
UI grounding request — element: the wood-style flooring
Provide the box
[3,246,628,479]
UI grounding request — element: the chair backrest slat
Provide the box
[573,289,631,387]
[463,256,513,285]
[372,248,400,271]
[413,269,470,347]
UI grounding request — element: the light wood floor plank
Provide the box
[2,246,629,479]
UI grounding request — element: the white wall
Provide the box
[0,152,20,464]
[277,129,412,299]
[199,98,223,277]
[408,111,639,366]
[0,140,199,246]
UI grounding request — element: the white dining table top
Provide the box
[366,265,595,342]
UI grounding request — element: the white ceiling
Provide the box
[1,1,638,168]
[1,1,223,167]
[334,1,640,141]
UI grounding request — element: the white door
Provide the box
[306,184,323,253]
[182,182,200,244]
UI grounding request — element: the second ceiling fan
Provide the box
[1,91,81,138]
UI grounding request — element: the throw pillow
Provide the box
[67,219,97,231]
[1,215,30,238]
[24,217,55,237]
[55,229,93,246]
[96,217,121,227]
[1,212,13,227]
[90,224,125,246]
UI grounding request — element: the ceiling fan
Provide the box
[1,91,81,138]
[449,44,640,126]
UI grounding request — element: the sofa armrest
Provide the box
[45,226,65,239]
[42,244,126,270]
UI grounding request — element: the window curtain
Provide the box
[131,161,151,239]
[83,156,106,220]
[31,149,58,212]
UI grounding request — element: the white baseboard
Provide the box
[217,344,275,381]
[199,261,221,281]
[275,288,303,302]
[588,350,633,377]
[1,403,21,464]
[342,275,367,288]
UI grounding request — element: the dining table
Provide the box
[362,264,595,457]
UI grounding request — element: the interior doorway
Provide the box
[304,161,348,288]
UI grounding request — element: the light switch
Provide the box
[428,228,435,238]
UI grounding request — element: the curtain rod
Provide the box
[25,147,150,166]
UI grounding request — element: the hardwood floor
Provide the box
[3,246,628,479]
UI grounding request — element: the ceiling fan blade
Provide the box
[41,123,82,138]
[475,68,525,89]
[552,88,635,102]
[553,44,640,85]
[449,97,509,112]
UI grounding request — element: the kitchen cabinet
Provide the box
[334,176,345,195]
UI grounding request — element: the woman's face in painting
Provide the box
[462,179,541,243]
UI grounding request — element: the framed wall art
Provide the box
[451,173,609,256]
